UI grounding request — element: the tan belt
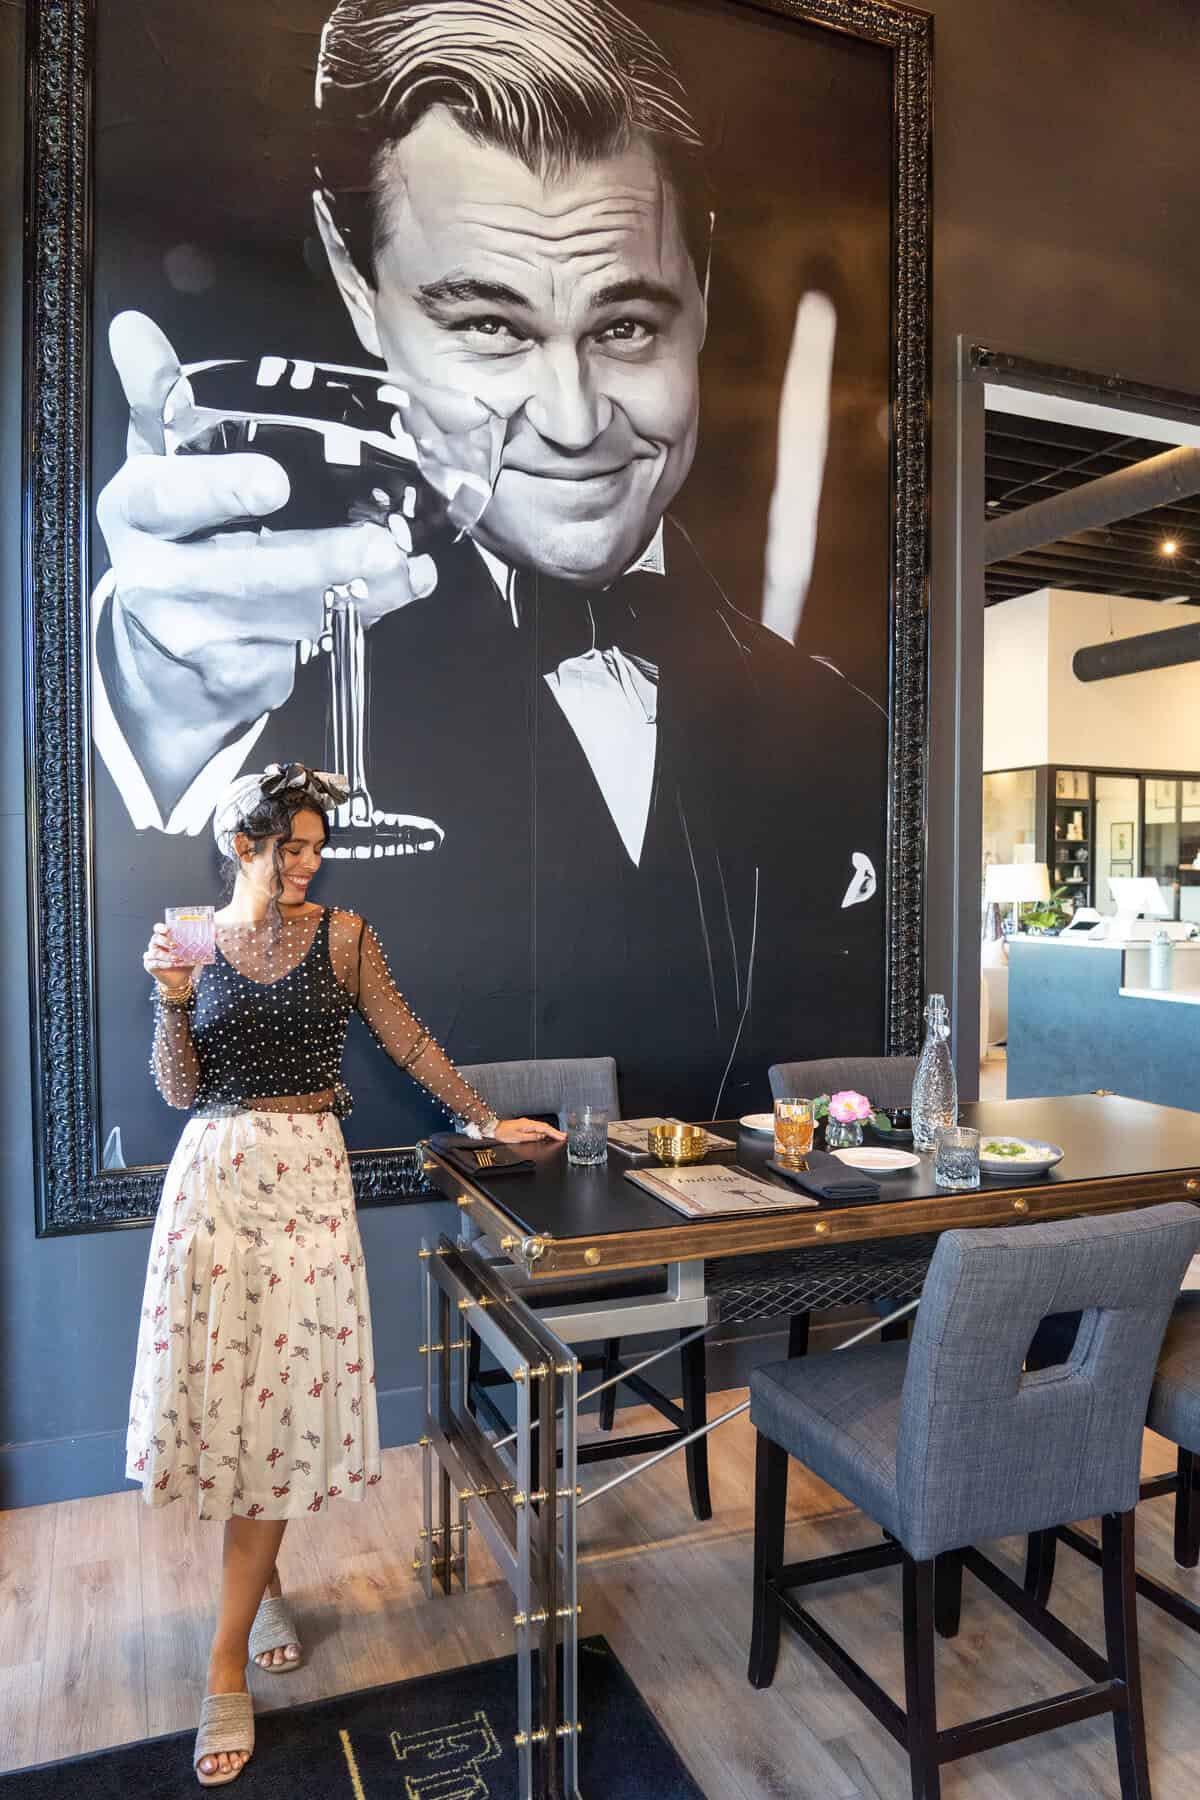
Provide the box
[194,1089,337,1118]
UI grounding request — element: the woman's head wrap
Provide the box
[212,763,350,859]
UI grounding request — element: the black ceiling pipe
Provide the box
[1073,618,1200,682]
[985,444,1200,564]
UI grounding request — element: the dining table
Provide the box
[414,1093,1200,1800]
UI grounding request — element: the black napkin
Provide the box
[429,1132,536,1178]
[767,1148,881,1202]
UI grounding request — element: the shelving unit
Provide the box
[984,765,1200,925]
[1051,774,1093,910]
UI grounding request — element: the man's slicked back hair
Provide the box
[315,0,708,282]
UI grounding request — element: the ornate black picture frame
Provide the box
[24,0,932,1233]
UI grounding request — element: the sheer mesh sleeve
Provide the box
[329,911,494,1128]
[150,995,200,1109]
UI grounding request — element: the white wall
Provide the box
[981,768,1038,867]
[1048,592,1200,770]
[982,590,1049,771]
[984,588,1200,774]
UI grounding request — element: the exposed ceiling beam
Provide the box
[989,541,1200,582]
[984,446,1200,564]
[988,545,1198,579]
[985,468,1200,512]
[984,575,1200,605]
[983,383,1200,452]
[985,558,1200,594]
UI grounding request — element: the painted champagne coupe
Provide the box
[164,354,505,851]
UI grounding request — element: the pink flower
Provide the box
[829,1089,873,1124]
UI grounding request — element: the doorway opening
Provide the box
[956,348,1200,1102]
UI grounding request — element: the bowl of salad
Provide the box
[978,1136,1065,1176]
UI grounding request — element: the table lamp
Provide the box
[984,862,1051,935]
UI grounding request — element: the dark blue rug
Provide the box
[1,1636,703,1798]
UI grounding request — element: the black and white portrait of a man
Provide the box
[88,0,894,1165]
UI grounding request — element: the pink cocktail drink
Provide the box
[165,905,216,966]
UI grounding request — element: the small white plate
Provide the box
[831,1146,921,1174]
[740,1113,776,1134]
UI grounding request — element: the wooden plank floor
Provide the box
[3,1392,1200,1796]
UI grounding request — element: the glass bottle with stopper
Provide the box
[911,993,958,1151]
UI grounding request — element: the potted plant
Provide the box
[1021,885,1073,935]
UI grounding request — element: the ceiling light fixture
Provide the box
[1161,538,1180,556]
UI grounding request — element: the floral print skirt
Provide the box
[126,1110,381,1521]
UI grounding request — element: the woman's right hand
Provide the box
[143,922,197,995]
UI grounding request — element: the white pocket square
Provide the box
[841,851,877,909]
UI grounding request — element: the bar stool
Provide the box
[746,1204,1200,1800]
[1025,1290,1200,1635]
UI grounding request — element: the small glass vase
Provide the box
[825,1117,864,1149]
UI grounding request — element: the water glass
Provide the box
[566,1105,608,1168]
[774,1098,815,1167]
[165,904,216,966]
[934,1125,980,1190]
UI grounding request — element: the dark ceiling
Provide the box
[984,409,1200,607]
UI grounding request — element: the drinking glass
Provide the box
[774,1098,815,1167]
[566,1106,609,1168]
[934,1126,980,1190]
[165,905,216,966]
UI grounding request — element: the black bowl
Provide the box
[870,1106,914,1143]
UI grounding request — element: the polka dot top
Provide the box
[150,906,493,1127]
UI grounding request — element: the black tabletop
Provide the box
[436,1096,1200,1246]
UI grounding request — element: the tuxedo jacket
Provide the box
[94,518,887,1165]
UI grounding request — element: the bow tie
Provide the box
[511,568,663,671]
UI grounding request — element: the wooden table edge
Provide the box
[423,1152,1200,1279]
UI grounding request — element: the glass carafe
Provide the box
[911,993,958,1152]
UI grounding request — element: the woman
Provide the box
[127,763,562,1786]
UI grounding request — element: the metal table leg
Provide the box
[438,1279,453,1596]
[419,1237,581,1799]
[418,1246,434,1601]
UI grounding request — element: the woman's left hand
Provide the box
[494,1117,566,1144]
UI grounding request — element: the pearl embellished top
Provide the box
[150,906,493,1126]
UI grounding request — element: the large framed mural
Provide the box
[24,0,932,1232]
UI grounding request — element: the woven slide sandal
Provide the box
[195,1691,255,1787]
[248,1590,305,1672]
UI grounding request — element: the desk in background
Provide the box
[1007,940,1200,1112]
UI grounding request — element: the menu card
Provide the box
[624,1164,817,1218]
[607,1118,737,1157]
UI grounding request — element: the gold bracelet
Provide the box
[155,978,194,1009]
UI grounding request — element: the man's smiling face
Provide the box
[366,108,705,585]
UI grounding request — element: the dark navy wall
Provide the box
[8,0,1200,1506]
[1007,943,1200,1113]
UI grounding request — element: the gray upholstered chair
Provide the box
[1025,1288,1200,1635]
[458,1056,711,1520]
[768,1054,921,1357]
[768,1055,918,1111]
[747,1204,1200,1800]
[458,1055,619,1127]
